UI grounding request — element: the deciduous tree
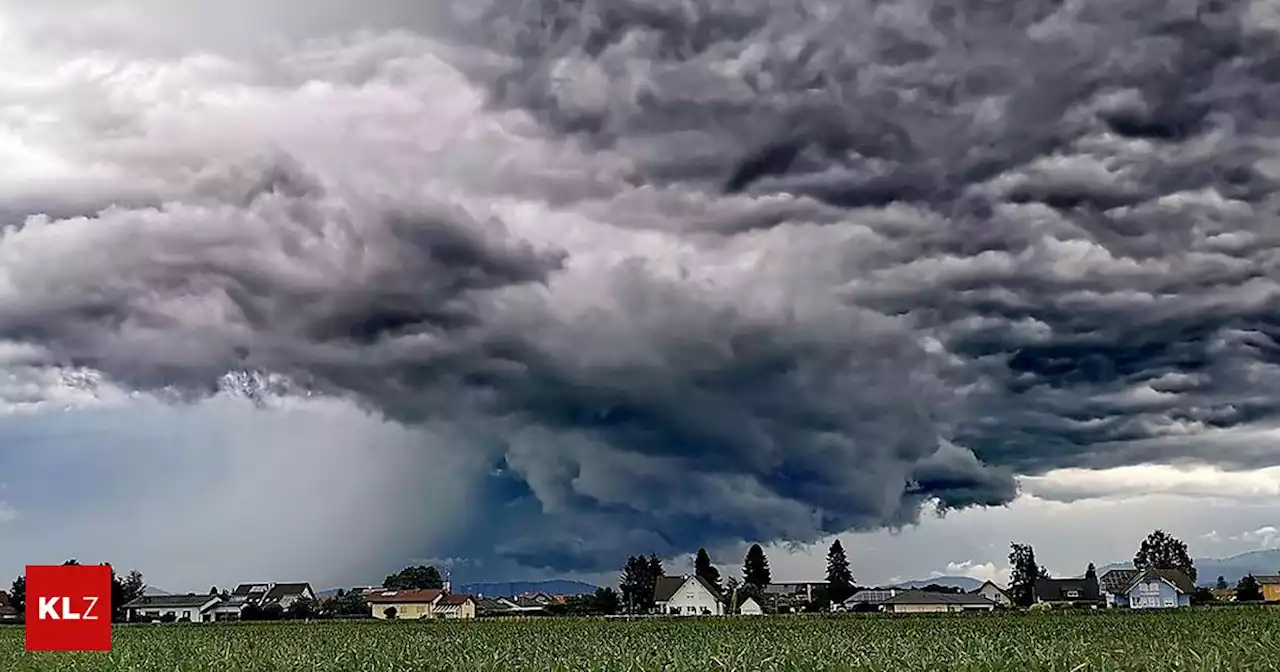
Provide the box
[1133,529,1196,583]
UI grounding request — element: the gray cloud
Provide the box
[1,0,1279,573]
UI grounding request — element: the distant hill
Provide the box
[1100,549,1280,587]
[889,576,983,592]
[456,580,600,597]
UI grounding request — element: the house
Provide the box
[0,591,17,621]
[1126,569,1194,609]
[653,575,724,616]
[1256,576,1280,602]
[230,582,315,610]
[1098,569,1140,608]
[496,596,551,615]
[1034,577,1101,608]
[881,590,997,613]
[206,596,250,621]
[971,581,1011,608]
[475,598,518,618]
[366,588,442,619]
[433,594,477,619]
[124,594,222,622]
[737,596,763,615]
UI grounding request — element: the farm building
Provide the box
[1256,576,1280,602]
[737,596,763,615]
[1126,569,1194,609]
[881,590,997,613]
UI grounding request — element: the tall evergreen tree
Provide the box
[8,576,24,613]
[743,544,771,590]
[825,540,855,604]
[1008,543,1043,607]
[1134,529,1197,583]
[694,548,721,591]
[618,555,649,613]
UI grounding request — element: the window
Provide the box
[1066,590,1079,598]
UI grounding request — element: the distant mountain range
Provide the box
[889,576,983,592]
[1101,549,1280,587]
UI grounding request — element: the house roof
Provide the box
[365,589,443,604]
[438,594,474,606]
[883,590,996,607]
[232,583,272,597]
[653,575,722,603]
[475,598,513,614]
[124,593,219,609]
[0,591,15,616]
[1254,575,1280,585]
[265,583,313,601]
[653,576,686,603]
[1035,578,1100,602]
[1098,569,1140,593]
[1128,569,1195,594]
[846,589,896,604]
[972,581,1009,598]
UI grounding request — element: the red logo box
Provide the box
[25,564,112,652]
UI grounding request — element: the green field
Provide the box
[3,609,1279,671]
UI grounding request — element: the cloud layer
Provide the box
[2,0,1280,573]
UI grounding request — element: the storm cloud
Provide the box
[2,0,1279,572]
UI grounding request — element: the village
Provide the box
[3,529,1277,624]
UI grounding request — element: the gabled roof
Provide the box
[883,590,996,607]
[124,593,220,609]
[438,593,474,606]
[972,581,1009,598]
[846,589,896,604]
[653,576,686,603]
[653,575,721,603]
[265,583,313,601]
[1099,569,1140,593]
[1254,575,1280,585]
[1127,569,1195,595]
[365,589,442,604]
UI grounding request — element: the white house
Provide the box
[1126,569,1194,609]
[231,582,316,610]
[971,581,1012,608]
[653,575,724,616]
[124,594,222,622]
[738,596,763,615]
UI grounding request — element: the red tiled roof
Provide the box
[438,594,474,605]
[365,589,443,604]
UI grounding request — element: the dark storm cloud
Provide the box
[2,0,1280,572]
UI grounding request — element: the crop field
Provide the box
[3,609,1280,671]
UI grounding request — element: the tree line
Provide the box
[617,539,860,613]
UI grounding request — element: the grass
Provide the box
[3,609,1280,671]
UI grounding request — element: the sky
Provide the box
[2,0,1280,593]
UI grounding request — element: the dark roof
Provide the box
[1099,569,1140,593]
[438,594,474,605]
[653,575,722,603]
[0,591,14,616]
[653,576,686,603]
[365,589,442,604]
[1128,569,1195,594]
[846,589,896,604]
[883,590,997,606]
[1254,575,1280,585]
[475,598,513,614]
[265,583,313,601]
[232,583,271,597]
[124,593,219,609]
[1035,578,1100,602]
